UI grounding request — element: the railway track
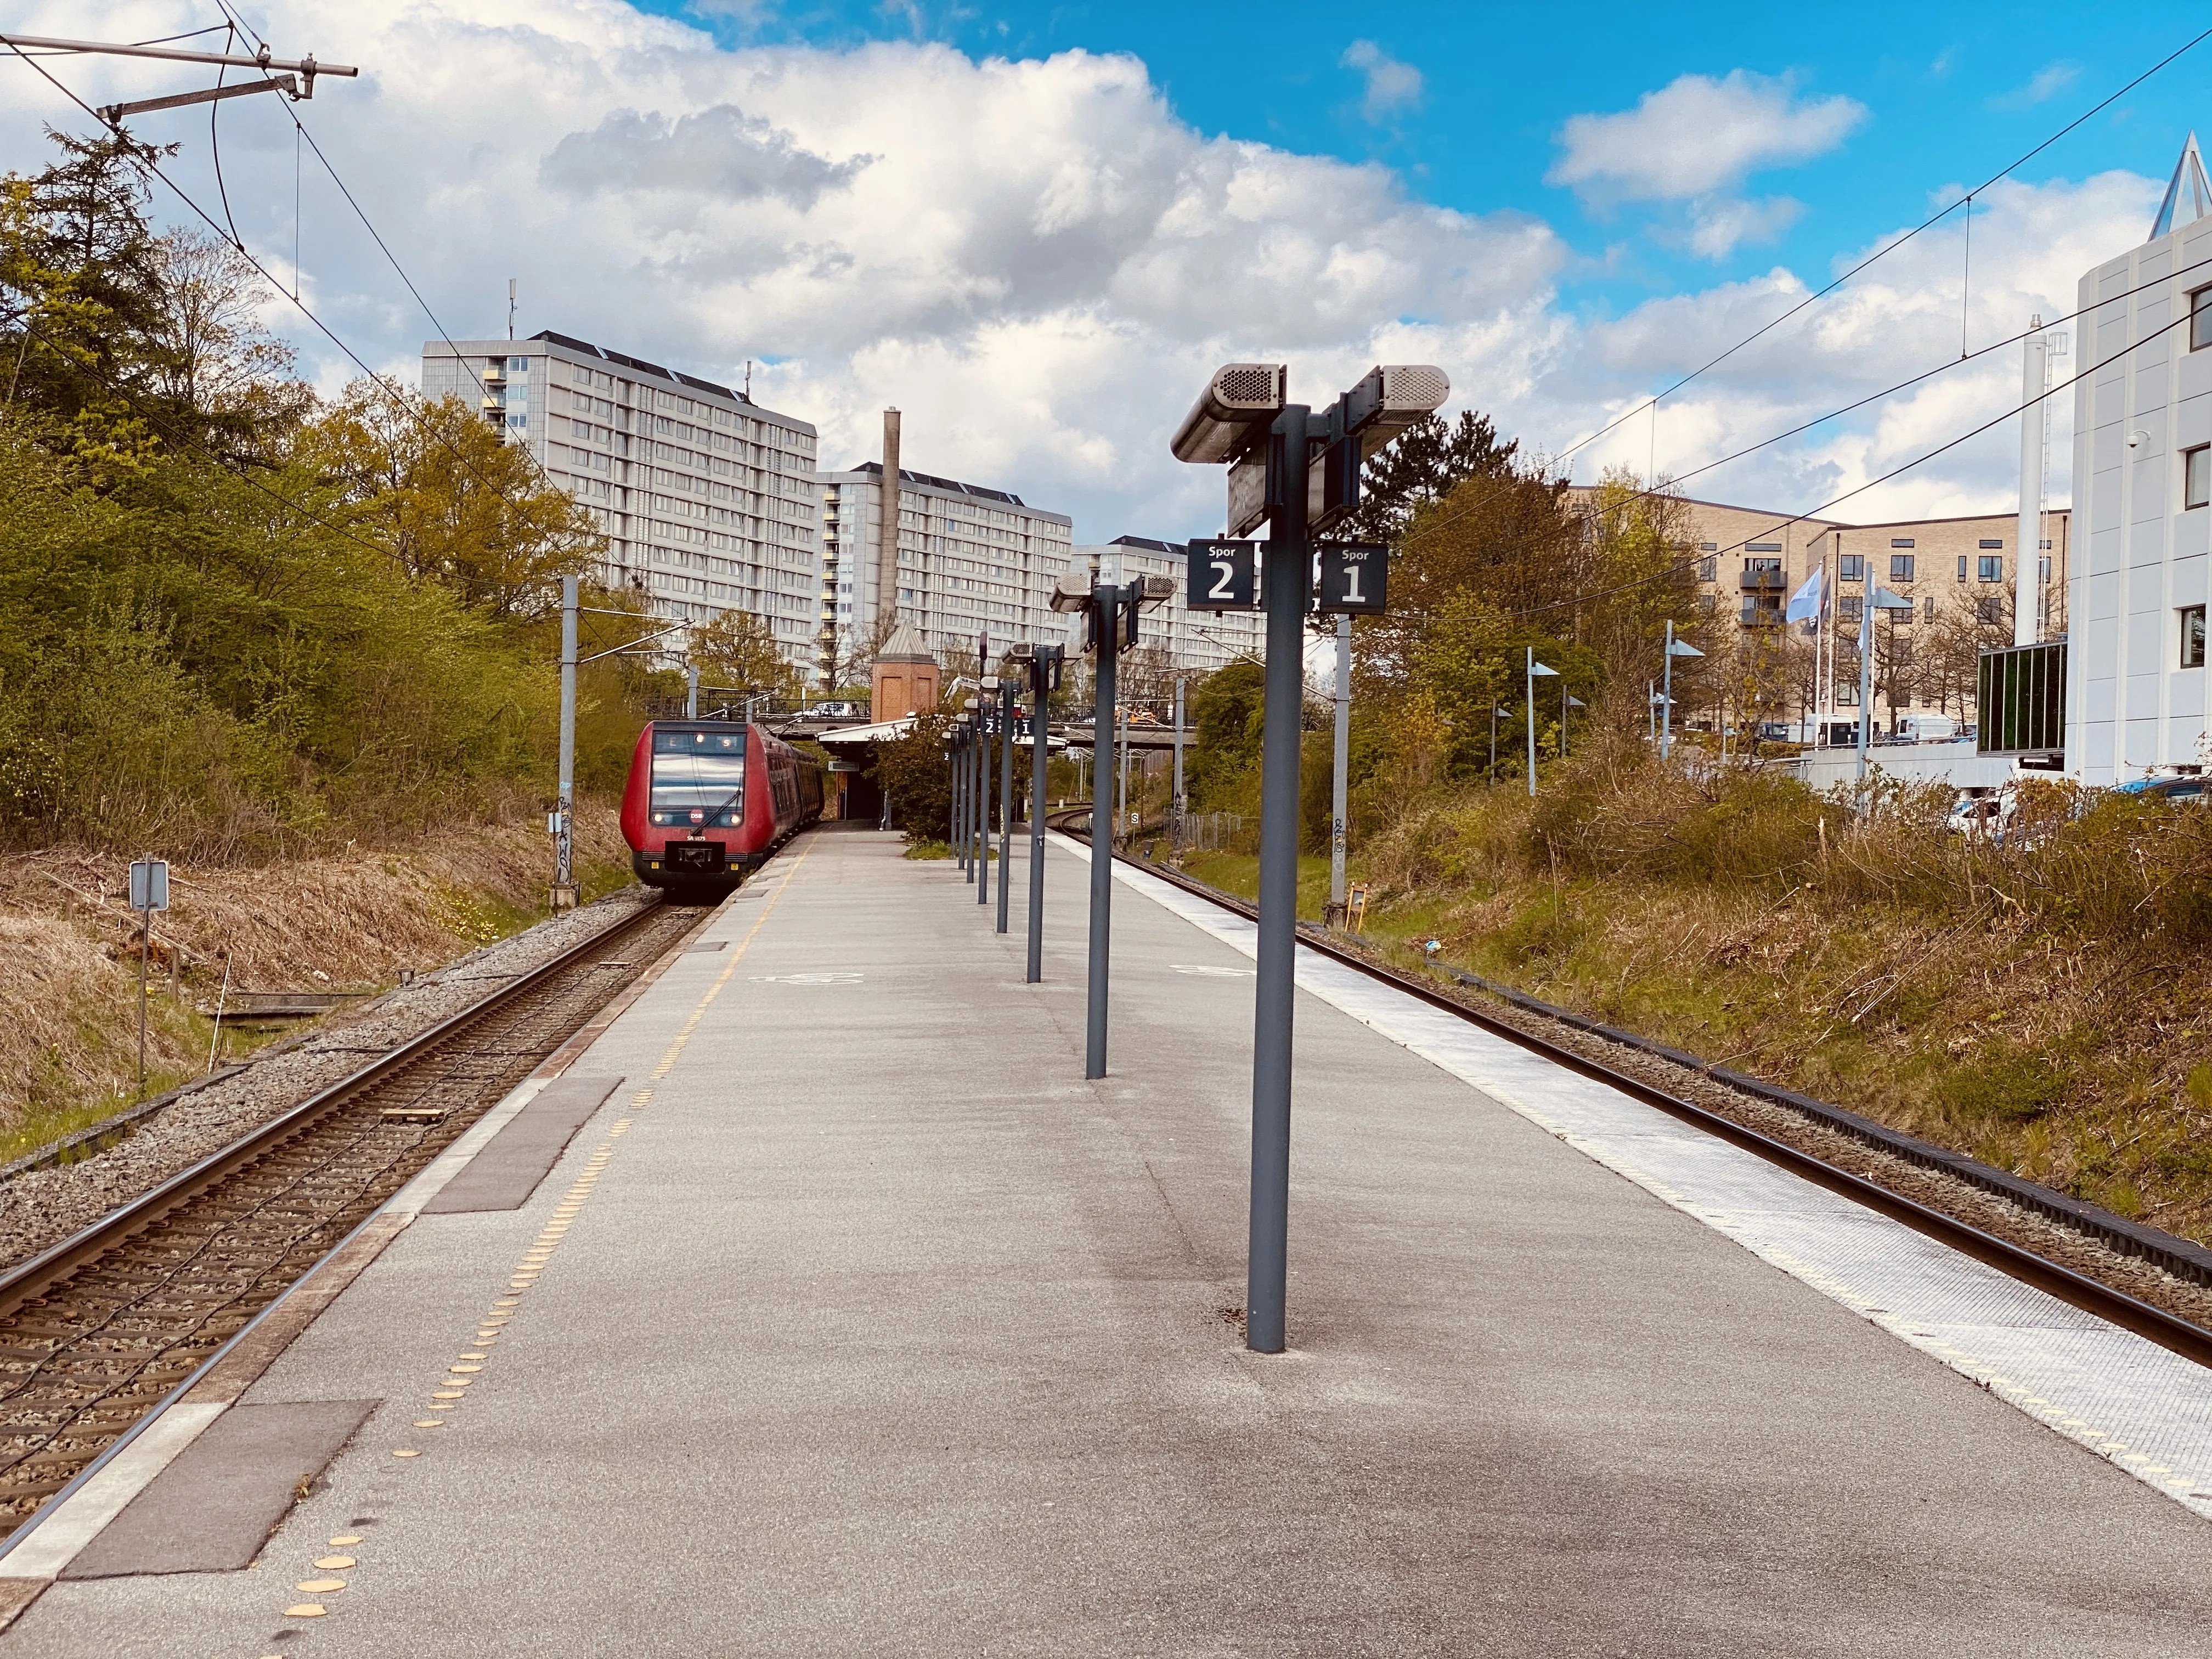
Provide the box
[0,892,706,1531]
[1048,810,2212,1369]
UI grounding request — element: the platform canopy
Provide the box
[810,715,1066,752]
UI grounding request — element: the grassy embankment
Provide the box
[0,809,634,1163]
[1182,738,2212,1248]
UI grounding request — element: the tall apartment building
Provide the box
[1072,538,1268,678]
[2063,136,2212,783]
[817,461,1074,669]
[421,331,823,674]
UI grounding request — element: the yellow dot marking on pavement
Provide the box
[315,1556,356,1570]
[334,849,814,1639]
[296,1578,347,1593]
[285,1604,327,1618]
[329,1536,363,1547]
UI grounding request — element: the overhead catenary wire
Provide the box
[1401,245,2212,561]
[1554,22,2212,470]
[1503,301,2196,624]
[1,38,582,528]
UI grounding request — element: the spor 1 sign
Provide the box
[1314,543,1387,614]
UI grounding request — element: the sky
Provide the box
[3,0,2210,544]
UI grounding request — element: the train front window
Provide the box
[650,728,744,827]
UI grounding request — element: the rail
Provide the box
[1046,809,2212,1369]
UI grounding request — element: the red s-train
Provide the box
[620,721,825,897]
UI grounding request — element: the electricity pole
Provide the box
[555,576,578,911]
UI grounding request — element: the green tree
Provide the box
[1187,659,1267,808]
[304,385,602,623]
[690,607,800,703]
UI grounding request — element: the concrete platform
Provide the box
[14,826,2212,1656]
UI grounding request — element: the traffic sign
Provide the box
[129,859,170,911]
[1314,543,1387,613]
[1186,540,1259,612]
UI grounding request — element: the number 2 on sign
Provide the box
[1210,557,1237,601]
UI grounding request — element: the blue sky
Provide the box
[2,0,2207,537]
[644,0,2211,339]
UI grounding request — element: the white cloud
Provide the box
[1549,70,1864,202]
[1559,170,2159,520]
[1341,41,1423,125]
[1684,195,1803,259]
[1994,63,2079,110]
[0,5,2164,539]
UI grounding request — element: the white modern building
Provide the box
[421,331,824,675]
[817,460,1074,665]
[1071,538,1268,677]
[2066,136,2212,782]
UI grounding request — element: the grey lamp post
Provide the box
[1169,360,1446,1357]
[978,679,998,909]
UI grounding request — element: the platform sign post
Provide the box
[1170,362,1446,1356]
[1085,586,1120,1077]
[129,857,170,1101]
[1014,643,1063,983]
[997,675,1014,934]
[978,676,997,910]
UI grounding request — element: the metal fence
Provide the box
[1172,810,1245,852]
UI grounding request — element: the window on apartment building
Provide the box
[1977,596,2005,625]
[1890,553,1915,581]
[1979,556,2002,583]
[1697,557,1716,582]
[1979,538,2003,549]
[2192,286,2212,351]
[1839,596,1864,623]
[1957,555,1968,582]
[1838,554,1864,582]
[1699,542,1717,552]
[1923,596,1936,622]
[1891,537,1915,548]
[2185,605,2208,669]
[2188,445,2211,509]
[2039,556,2052,584]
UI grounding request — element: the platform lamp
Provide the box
[1856,585,1917,782]
[1526,649,1559,797]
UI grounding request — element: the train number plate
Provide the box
[665,841,726,872]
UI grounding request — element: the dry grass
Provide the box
[0,804,633,1137]
[1347,734,2212,1245]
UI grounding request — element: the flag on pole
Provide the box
[1785,568,1824,623]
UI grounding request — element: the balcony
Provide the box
[1740,601,1784,627]
[1740,567,1786,591]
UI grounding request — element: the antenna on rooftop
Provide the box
[507,278,517,341]
[744,359,753,398]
